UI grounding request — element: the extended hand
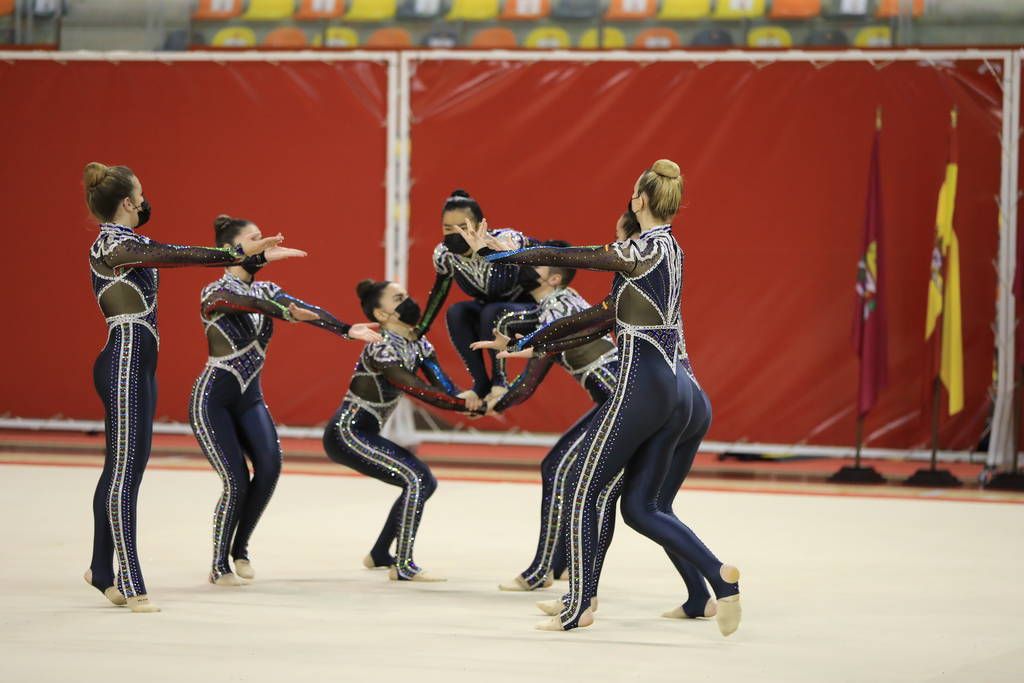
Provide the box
[241,232,285,256]
[457,390,483,412]
[348,322,383,343]
[264,245,307,262]
[469,327,511,352]
[497,347,535,360]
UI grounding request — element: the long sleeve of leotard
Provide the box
[100,238,259,270]
[484,240,656,275]
[201,289,293,320]
[271,290,352,339]
[492,305,541,386]
[413,271,453,339]
[381,365,474,413]
[516,296,616,354]
[419,354,459,396]
[491,355,556,413]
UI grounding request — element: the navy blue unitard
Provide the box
[488,225,736,629]
[89,222,250,599]
[323,330,476,579]
[414,228,538,397]
[189,272,353,581]
[491,288,622,590]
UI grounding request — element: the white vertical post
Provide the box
[396,53,413,285]
[989,51,1022,470]
[385,53,399,280]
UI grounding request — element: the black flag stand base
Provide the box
[904,467,963,488]
[986,471,1024,491]
[828,465,886,484]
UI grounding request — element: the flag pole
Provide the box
[830,106,886,485]
[905,106,963,488]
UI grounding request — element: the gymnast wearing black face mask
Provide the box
[413,189,540,409]
[322,279,485,581]
[190,215,381,587]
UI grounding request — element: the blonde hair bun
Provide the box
[83,162,109,189]
[652,159,680,180]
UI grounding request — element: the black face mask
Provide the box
[518,265,543,292]
[241,261,265,277]
[394,297,421,326]
[134,198,152,228]
[443,233,471,256]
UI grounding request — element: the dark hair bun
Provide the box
[355,279,376,300]
[450,189,472,199]
[213,214,234,232]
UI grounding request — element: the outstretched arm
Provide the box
[271,290,352,339]
[491,355,556,412]
[381,365,482,414]
[516,296,615,354]
[413,272,453,339]
[202,289,293,320]
[483,243,642,274]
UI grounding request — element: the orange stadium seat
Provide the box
[500,0,550,20]
[193,0,244,21]
[876,0,923,17]
[605,0,656,21]
[366,26,413,46]
[633,27,682,49]
[296,0,347,19]
[471,27,518,47]
[263,27,309,47]
[769,0,821,19]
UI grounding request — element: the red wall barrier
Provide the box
[1,59,389,426]
[406,59,1002,450]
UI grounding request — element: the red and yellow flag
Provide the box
[925,109,964,415]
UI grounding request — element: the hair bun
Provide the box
[83,162,109,190]
[356,279,377,300]
[213,214,234,231]
[652,159,680,180]
[450,189,471,199]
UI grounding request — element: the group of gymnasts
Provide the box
[82,158,742,635]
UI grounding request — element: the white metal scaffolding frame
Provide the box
[0,48,1019,467]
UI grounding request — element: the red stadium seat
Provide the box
[366,27,413,47]
[471,27,518,48]
[193,0,244,21]
[296,0,347,19]
[263,27,310,47]
[633,27,681,49]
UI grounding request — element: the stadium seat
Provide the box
[243,0,296,20]
[396,0,446,19]
[769,0,821,19]
[658,0,710,19]
[193,0,244,20]
[690,27,733,45]
[211,26,257,46]
[579,27,626,48]
[162,28,190,51]
[263,26,308,46]
[551,0,601,20]
[312,26,360,45]
[500,0,550,20]
[366,26,412,45]
[347,0,397,20]
[713,0,765,19]
[823,0,869,16]
[633,27,681,48]
[876,0,922,17]
[524,26,569,48]
[296,0,347,20]
[0,0,14,18]
[446,0,499,21]
[805,28,848,45]
[422,29,458,46]
[471,27,518,47]
[854,25,891,46]
[605,0,656,21]
[747,26,792,47]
